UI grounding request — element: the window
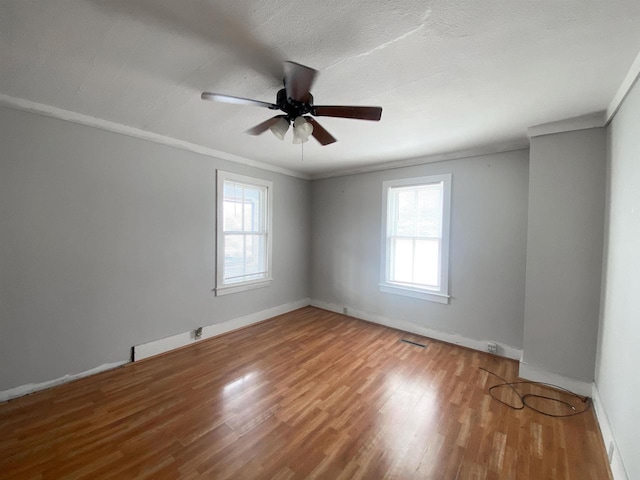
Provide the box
[380,174,451,304]
[216,171,272,296]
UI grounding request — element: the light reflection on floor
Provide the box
[372,369,440,474]
[223,371,257,395]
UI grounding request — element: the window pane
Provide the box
[243,187,261,232]
[245,187,264,232]
[390,184,443,239]
[391,237,413,284]
[395,189,416,236]
[224,181,238,197]
[224,234,245,282]
[223,200,244,231]
[223,181,265,233]
[244,234,266,276]
[243,203,254,232]
[414,239,440,287]
[416,186,442,237]
[224,233,267,283]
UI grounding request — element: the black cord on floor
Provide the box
[479,367,590,417]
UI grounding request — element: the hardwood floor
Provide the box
[0,307,611,479]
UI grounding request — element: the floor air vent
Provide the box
[400,339,427,348]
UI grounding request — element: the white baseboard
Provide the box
[309,299,523,360]
[1,298,310,402]
[591,384,629,480]
[517,361,593,397]
[0,361,127,403]
[133,298,310,361]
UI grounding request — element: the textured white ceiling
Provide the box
[2,0,640,176]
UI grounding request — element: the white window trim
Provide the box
[379,174,452,304]
[215,170,273,296]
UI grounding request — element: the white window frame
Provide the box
[216,170,273,296]
[380,174,452,304]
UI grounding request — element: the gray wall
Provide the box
[523,128,606,382]
[0,106,310,391]
[596,79,640,479]
[310,150,529,350]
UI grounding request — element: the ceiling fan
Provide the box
[201,61,382,146]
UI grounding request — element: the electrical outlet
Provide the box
[486,342,497,354]
[195,327,203,339]
[343,307,348,315]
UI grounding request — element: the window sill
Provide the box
[379,283,450,304]
[215,279,272,296]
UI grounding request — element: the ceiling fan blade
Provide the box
[283,61,318,102]
[313,106,383,121]
[305,117,337,146]
[201,92,277,109]
[246,115,286,135]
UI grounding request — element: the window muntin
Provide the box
[216,171,272,295]
[381,175,451,303]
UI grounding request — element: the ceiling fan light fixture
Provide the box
[292,116,313,143]
[270,118,289,140]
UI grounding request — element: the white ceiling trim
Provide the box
[1,93,534,183]
[0,94,311,180]
[606,48,640,124]
[310,141,530,180]
[527,112,606,139]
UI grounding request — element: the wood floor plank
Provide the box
[0,307,612,479]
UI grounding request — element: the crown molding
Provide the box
[606,48,640,124]
[527,111,606,139]
[309,140,530,180]
[0,94,311,180]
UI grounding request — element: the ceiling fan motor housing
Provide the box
[276,88,314,121]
